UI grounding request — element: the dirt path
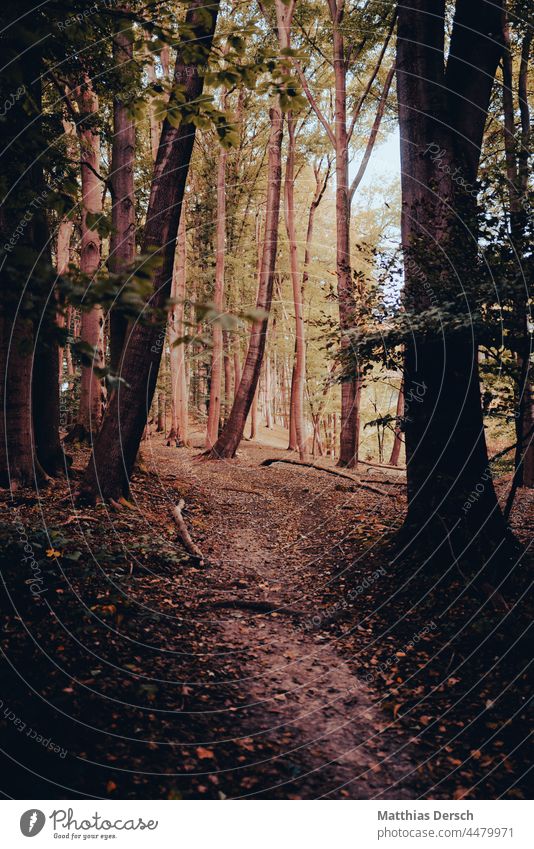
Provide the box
[140,431,418,799]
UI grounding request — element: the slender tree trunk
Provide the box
[331,8,358,468]
[389,379,404,466]
[80,0,219,501]
[264,354,273,428]
[0,311,34,489]
[109,14,136,374]
[67,77,104,442]
[502,26,533,487]
[205,0,292,458]
[223,330,232,424]
[206,127,228,448]
[284,114,307,459]
[205,105,284,458]
[168,214,189,446]
[156,392,164,432]
[56,216,73,376]
[233,345,241,401]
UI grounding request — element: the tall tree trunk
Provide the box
[0,31,62,486]
[205,104,284,458]
[330,4,358,468]
[80,0,220,501]
[206,0,293,459]
[249,386,259,439]
[67,77,104,442]
[223,331,232,424]
[109,14,136,374]
[56,215,73,376]
[284,114,307,460]
[502,25,533,488]
[205,127,228,448]
[0,311,34,489]
[168,215,189,446]
[396,0,510,564]
[264,354,273,428]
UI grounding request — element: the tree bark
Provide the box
[284,114,307,460]
[168,215,189,446]
[67,77,105,442]
[206,124,228,448]
[79,0,220,501]
[388,379,404,466]
[205,0,293,458]
[330,2,358,467]
[109,13,136,375]
[396,0,511,564]
[502,25,533,487]
[205,104,284,457]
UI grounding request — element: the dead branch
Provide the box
[169,499,205,564]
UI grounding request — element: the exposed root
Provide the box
[208,599,304,617]
[260,457,394,498]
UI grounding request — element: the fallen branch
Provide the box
[260,458,395,497]
[169,499,205,564]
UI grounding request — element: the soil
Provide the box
[0,426,531,800]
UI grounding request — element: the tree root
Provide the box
[260,457,395,497]
[207,599,304,616]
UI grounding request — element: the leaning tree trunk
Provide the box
[66,77,105,442]
[396,0,510,565]
[205,104,284,458]
[206,0,292,459]
[109,14,136,374]
[79,0,220,502]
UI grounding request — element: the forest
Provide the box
[0,0,532,801]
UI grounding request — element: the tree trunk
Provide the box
[502,26,533,487]
[168,215,189,446]
[284,114,307,460]
[205,0,292,459]
[205,104,284,458]
[223,331,232,424]
[109,14,136,374]
[0,312,35,489]
[56,215,73,376]
[396,0,511,564]
[79,0,219,501]
[67,77,104,442]
[205,130,228,448]
[331,8,358,468]
[389,379,404,466]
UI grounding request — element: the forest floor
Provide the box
[0,427,532,800]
